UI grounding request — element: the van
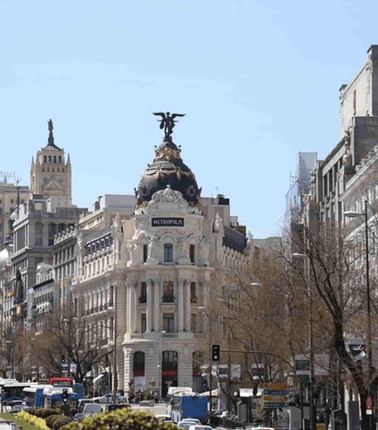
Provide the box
[83,403,103,416]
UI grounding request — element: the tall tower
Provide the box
[30,119,72,200]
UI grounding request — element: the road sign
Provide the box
[367,396,373,415]
[263,383,288,408]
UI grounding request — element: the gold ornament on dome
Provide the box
[144,167,194,179]
[154,146,182,161]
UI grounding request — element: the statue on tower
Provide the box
[47,119,55,146]
[152,112,185,139]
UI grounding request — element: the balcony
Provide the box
[162,295,175,304]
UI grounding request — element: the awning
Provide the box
[93,373,106,384]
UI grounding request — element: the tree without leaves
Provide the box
[287,221,375,430]
[35,303,114,383]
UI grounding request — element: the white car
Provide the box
[156,414,173,422]
[178,422,193,429]
[182,419,201,424]
[188,426,212,430]
[92,394,114,403]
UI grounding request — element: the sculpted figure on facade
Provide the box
[148,235,160,261]
[213,213,224,234]
[148,185,188,209]
[198,237,209,264]
[343,129,353,168]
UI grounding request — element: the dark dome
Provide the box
[136,138,201,206]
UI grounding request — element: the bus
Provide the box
[170,394,208,424]
[43,386,80,409]
[166,387,193,414]
[1,382,37,405]
[49,377,73,388]
[22,386,49,408]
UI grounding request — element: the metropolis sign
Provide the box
[152,217,184,227]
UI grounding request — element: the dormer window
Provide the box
[143,244,148,263]
[164,244,173,262]
[189,245,195,263]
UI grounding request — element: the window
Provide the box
[143,244,148,263]
[134,351,145,371]
[162,280,174,302]
[164,244,173,262]
[139,282,147,303]
[141,314,147,333]
[10,199,14,204]
[35,222,43,246]
[190,282,197,303]
[189,244,195,263]
[191,313,197,333]
[163,313,175,333]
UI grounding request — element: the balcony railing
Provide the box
[162,295,175,303]
[139,296,147,304]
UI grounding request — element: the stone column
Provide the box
[178,280,184,332]
[131,284,137,333]
[184,280,191,332]
[146,279,153,332]
[154,279,160,331]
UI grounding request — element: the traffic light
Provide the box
[212,344,220,361]
[61,354,65,364]
[62,389,69,404]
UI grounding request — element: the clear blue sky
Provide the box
[1,0,377,238]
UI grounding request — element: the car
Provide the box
[104,403,132,412]
[73,413,86,422]
[78,399,94,412]
[188,426,212,430]
[182,418,201,424]
[177,422,193,429]
[0,420,20,430]
[82,403,103,416]
[156,414,173,422]
[92,394,114,403]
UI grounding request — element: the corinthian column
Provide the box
[154,280,160,331]
[146,279,153,332]
[178,280,184,332]
[184,280,191,332]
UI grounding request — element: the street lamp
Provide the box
[292,252,316,430]
[158,330,166,401]
[199,306,213,412]
[344,200,372,427]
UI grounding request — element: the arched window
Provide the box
[164,243,173,262]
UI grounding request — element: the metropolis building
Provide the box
[67,121,251,397]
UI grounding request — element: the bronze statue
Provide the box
[48,119,53,133]
[152,112,185,138]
